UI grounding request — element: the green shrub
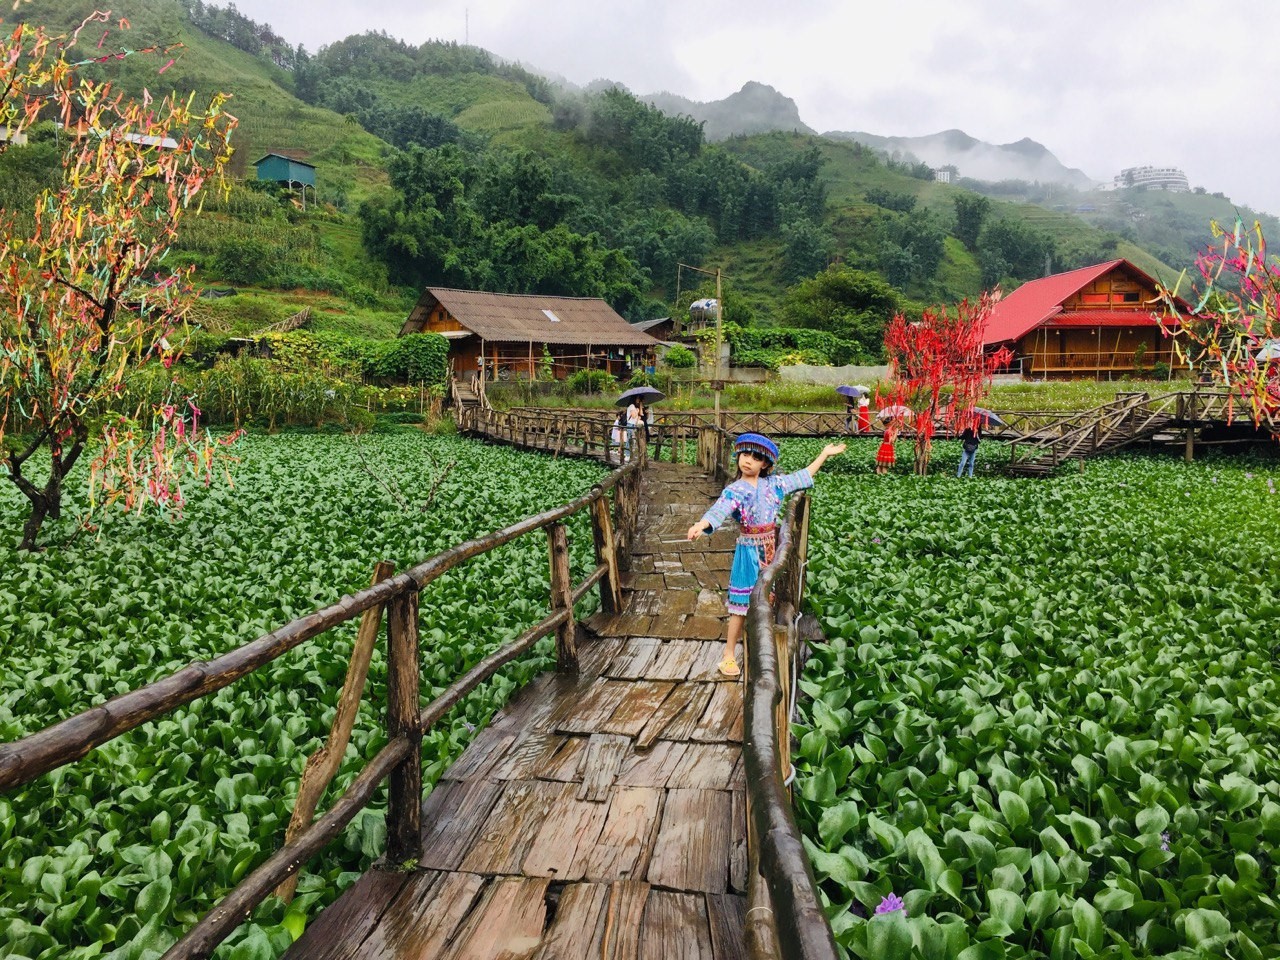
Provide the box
[565,369,618,394]
[663,343,697,369]
[365,333,450,385]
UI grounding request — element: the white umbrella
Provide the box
[1256,340,1280,361]
[877,405,913,420]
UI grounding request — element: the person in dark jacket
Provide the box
[957,420,982,477]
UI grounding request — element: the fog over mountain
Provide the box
[641,82,814,142]
[824,128,1098,189]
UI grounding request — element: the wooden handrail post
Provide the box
[386,590,423,865]
[590,494,623,615]
[276,560,396,902]
[546,522,579,672]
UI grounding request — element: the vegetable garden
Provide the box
[4,428,1278,959]
[0,431,605,959]
[784,438,1280,959]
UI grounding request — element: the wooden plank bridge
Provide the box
[0,418,835,960]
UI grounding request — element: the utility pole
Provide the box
[714,268,723,429]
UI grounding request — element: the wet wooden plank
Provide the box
[440,730,516,782]
[532,883,609,960]
[692,685,744,743]
[282,868,411,959]
[694,589,726,619]
[664,573,701,591]
[486,672,560,735]
[460,779,567,874]
[627,589,665,617]
[554,679,632,734]
[488,728,566,781]
[681,616,727,641]
[356,870,486,959]
[579,634,626,678]
[617,741,688,788]
[645,639,701,681]
[578,733,632,802]
[523,790,612,880]
[656,685,718,743]
[606,637,661,680]
[639,890,715,960]
[648,609,689,638]
[668,743,740,791]
[602,681,676,737]
[656,591,699,617]
[584,787,663,883]
[636,682,703,750]
[539,734,590,783]
[439,876,550,960]
[648,789,732,894]
[729,792,747,894]
[707,893,748,960]
[600,881,652,960]
[418,778,505,870]
[688,644,734,683]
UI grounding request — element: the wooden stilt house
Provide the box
[399,288,659,385]
[982,260,1193,379]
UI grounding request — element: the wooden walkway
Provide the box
[285,462,753,959]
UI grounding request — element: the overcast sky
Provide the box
[229,0,1280,216]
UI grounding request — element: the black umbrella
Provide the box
[616,386,665,406]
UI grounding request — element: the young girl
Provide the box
[875,424,898,474]
[687,433,846,677]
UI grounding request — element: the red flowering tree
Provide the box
[0,15,237,549]
[1157,219,1280,431]
[882,292,1011,474]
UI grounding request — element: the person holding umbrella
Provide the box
[616,386,665,461]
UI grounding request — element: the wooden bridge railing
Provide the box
[0,460,644,959]
[459,404,733,482]
[744,493,840,960]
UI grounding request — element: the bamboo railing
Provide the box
[743,493,839,960]
[0,461,643,960]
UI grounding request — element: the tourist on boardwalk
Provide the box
[957,420,982,478]
[875,425,898,474]
[625,399,643,458]
[687,433,846,678]
[857,396,871,433]
[612,409,631,461]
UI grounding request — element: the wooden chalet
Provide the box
[983,259,1192,379]
[400,288,659,383]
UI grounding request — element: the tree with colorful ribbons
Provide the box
[882,292,1011,475]
[0,13,238,549]
[1157,219,1280,431]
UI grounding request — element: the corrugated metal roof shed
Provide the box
[401,288,660,347]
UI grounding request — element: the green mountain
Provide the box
[7,0,1233,344]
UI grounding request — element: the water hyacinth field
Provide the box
[779,438,1280,960]
[0,432,605,959]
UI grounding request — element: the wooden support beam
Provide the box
[276,560,395,902]
[546,522,579,672]
[590,494,623,615]
[386,590,423,865]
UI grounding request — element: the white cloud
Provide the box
[225,0,1280,215]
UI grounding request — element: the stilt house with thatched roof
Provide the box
[399,288,659,384]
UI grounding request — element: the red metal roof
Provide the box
[1043,311,1177,328]
[982,260,1188,345]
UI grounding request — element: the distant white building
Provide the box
[933,164,959,184]
[1114,165,1189,192]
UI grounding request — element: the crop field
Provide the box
[0,431,606,959]
[778,438,1280,959]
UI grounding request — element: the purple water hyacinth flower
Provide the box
[463,721,476,733]
[872,537,883,544]
[1160,832,1170,851]
[875,893,906,916]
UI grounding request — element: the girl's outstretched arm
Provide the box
[687,518,712,540]
[805,442,847,476]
